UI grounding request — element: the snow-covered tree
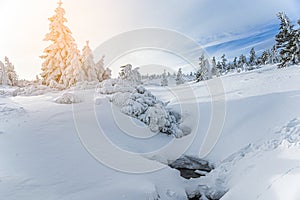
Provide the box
[216,61,222,74]
[4,57,18,86]
[249,47,257,68]
[196,54,210,82]
[102,67,112,81]
[0,61,7,85]
[161,70,168,86]
[175,68,185,85]
[270,45,280,64]
[238,54,247,72]
[221,54,227,74]
[232,57,238,71]
[211,57,220,77]
[119,64,141,84]
[260,50,271,65]
[81,41,97,82]
[40,0,83,88]
[95,56,105,81]
[289,20,300,65]
[275,12,295,67]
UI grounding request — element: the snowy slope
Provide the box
[0,64,300,199]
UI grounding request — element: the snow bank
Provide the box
[54,92,82,104]
[98,79,188,137]
[0,102,25,117]
[187,118,300,199]
[16,84,57,96]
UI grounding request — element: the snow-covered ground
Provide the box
[0,65,300,199]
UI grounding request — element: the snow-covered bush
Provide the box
[98,79,187,137]
[54,92,82,104]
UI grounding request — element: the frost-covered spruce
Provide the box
[161,70,168,86]
[175,68,185,85]
[0,57,18,86]
[81,41,98,82]
[40,1,84,88]
[196,54,210,82]
[95,56,111,82]
[275,12,296,67]
[119,64,142,84]
[0,61,7,85]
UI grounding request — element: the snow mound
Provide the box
[0,102,25,117]
[98,79,188,137]
[54,92,82,104]
[72,81,99,90]
[16,84,56,96]
[98,79,135,94]
[0,86,20,97]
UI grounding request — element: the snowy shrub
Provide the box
[99,79,187,137]
[54,92,82,104]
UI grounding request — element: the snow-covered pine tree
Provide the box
[132,67,142,84]
[196,54,210,82]
[270,45,280,64]
[260,50,270,65]
[161,70,168,86]
[249,47,257,69]
[233,57,238,72]
[119,64,132,80]
[61,50,85,88]
[81,41,98,82]
[94,56,111,82]
[119,64,141,84]
[4,57,18,86]
[221,54,227,74]
[102,67,112,81]
[175,68,185,85]
[238,54,247,72]
[211,57,220,77]
[288,20,300,65]
[40,0,83,88]
[0,61,6,85]
[275,12,295,68]
[216,61,222,74]
[95,56,105,81]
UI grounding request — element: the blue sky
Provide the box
[0,0,299,79]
